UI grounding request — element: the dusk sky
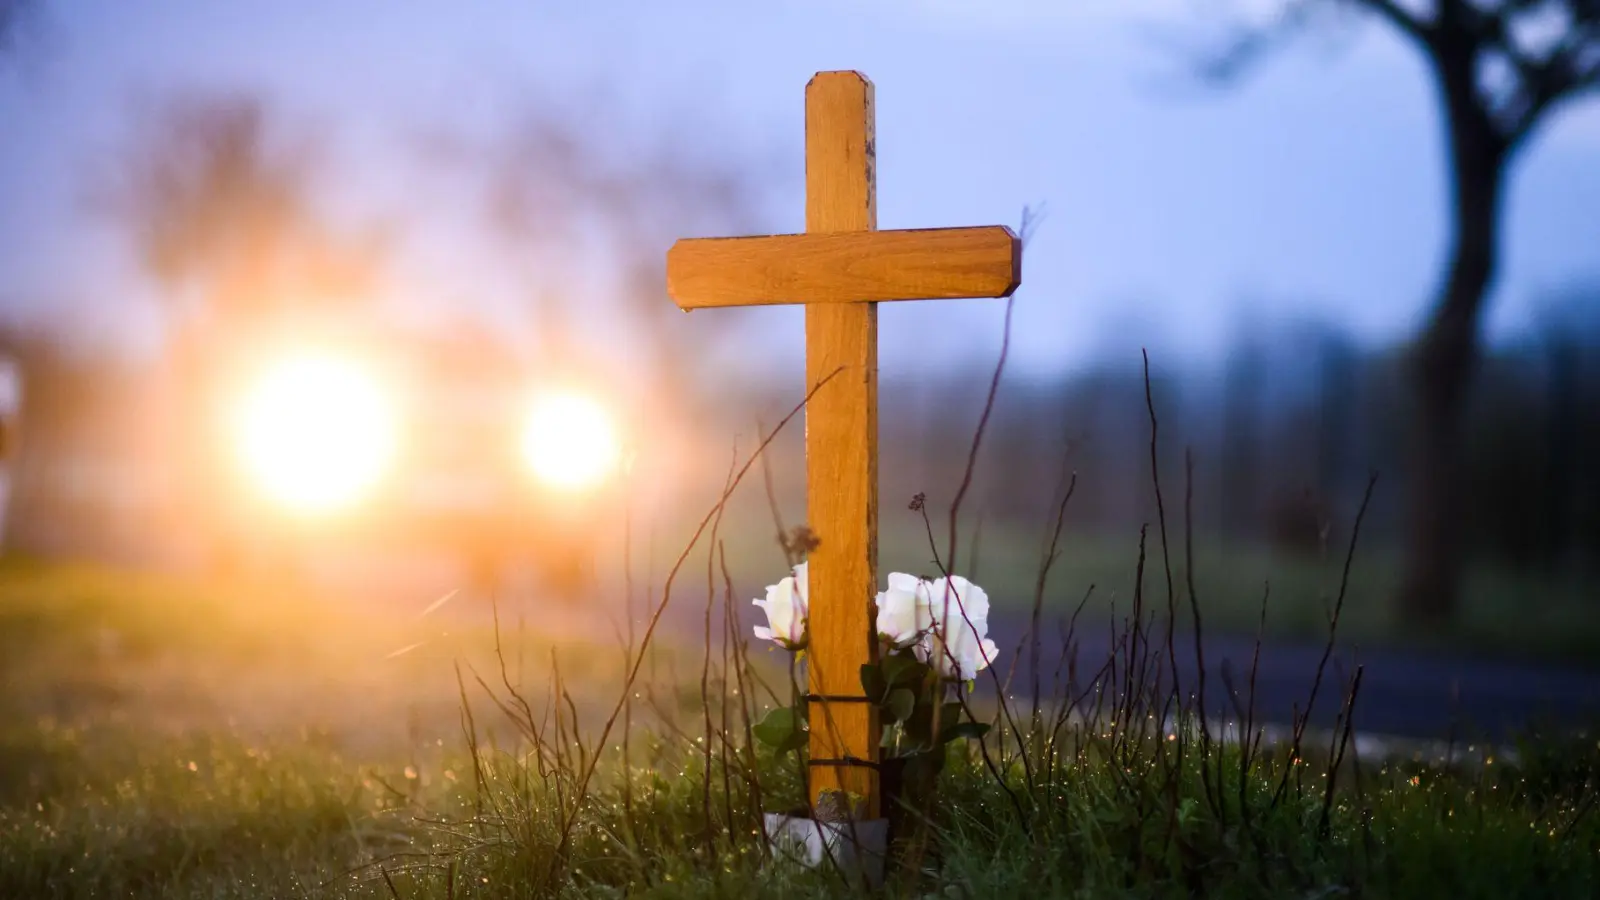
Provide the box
[1,0,1597,382]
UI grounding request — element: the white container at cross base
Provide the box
[762,812,888,889]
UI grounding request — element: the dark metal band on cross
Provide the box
[666,71,1021,817]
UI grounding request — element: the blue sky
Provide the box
[0,0,1596,381]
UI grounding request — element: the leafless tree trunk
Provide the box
[1402,42,1507,621]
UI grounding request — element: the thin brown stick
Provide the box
[1271,471,1379,811]
[756,417,801,568]
[701,443,739,847]
[1318,665,1366,838]
[1031,468,1078,726]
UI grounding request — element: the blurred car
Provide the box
[175,312,643,598]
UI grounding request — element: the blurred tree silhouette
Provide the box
[1221,330,1267,538]
[1466,286,1600,574]
[91,93,390,568]
[96,93,387,331]
[1190,0,1600,624]
[0,0,36,56]
[413,91,782,409]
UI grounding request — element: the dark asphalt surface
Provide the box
[987,609,1600,742]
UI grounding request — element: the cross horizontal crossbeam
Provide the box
[667,225,1020,309]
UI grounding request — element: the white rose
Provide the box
[916,575,998,679]
[927,575,989,634]
[919,630,999,680]
[752,561,808,650]
[875,572,935,648]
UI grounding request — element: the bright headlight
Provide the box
[231,352,397,514]
[520,390,622,492]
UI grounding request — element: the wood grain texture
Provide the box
[666,225,1021,309]
[803,70,881,817]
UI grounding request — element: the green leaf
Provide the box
[902,699,933,747]
[940,721,991,743]
[881,653,924,688]
[884,688,916,725]
[1177,797,1202,829]
[859,663,887,703]
[900,748,946,797]
[753,706,808,754]
[940,702,965,729]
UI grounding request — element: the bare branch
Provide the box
[1583,51,1600,91]
[1189,1,1323,84]
[1348,0,1437,45]
[95,93,387,326]
[1181,0,1434,86]
[1504,12,1600,147]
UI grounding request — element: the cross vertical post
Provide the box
[802,70,880,817]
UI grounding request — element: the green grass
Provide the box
[0,560,1595,898]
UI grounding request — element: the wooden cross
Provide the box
[665,71,1021,817]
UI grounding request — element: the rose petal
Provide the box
[887,571,921,592]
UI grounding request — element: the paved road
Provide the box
[988,610,1600,743]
